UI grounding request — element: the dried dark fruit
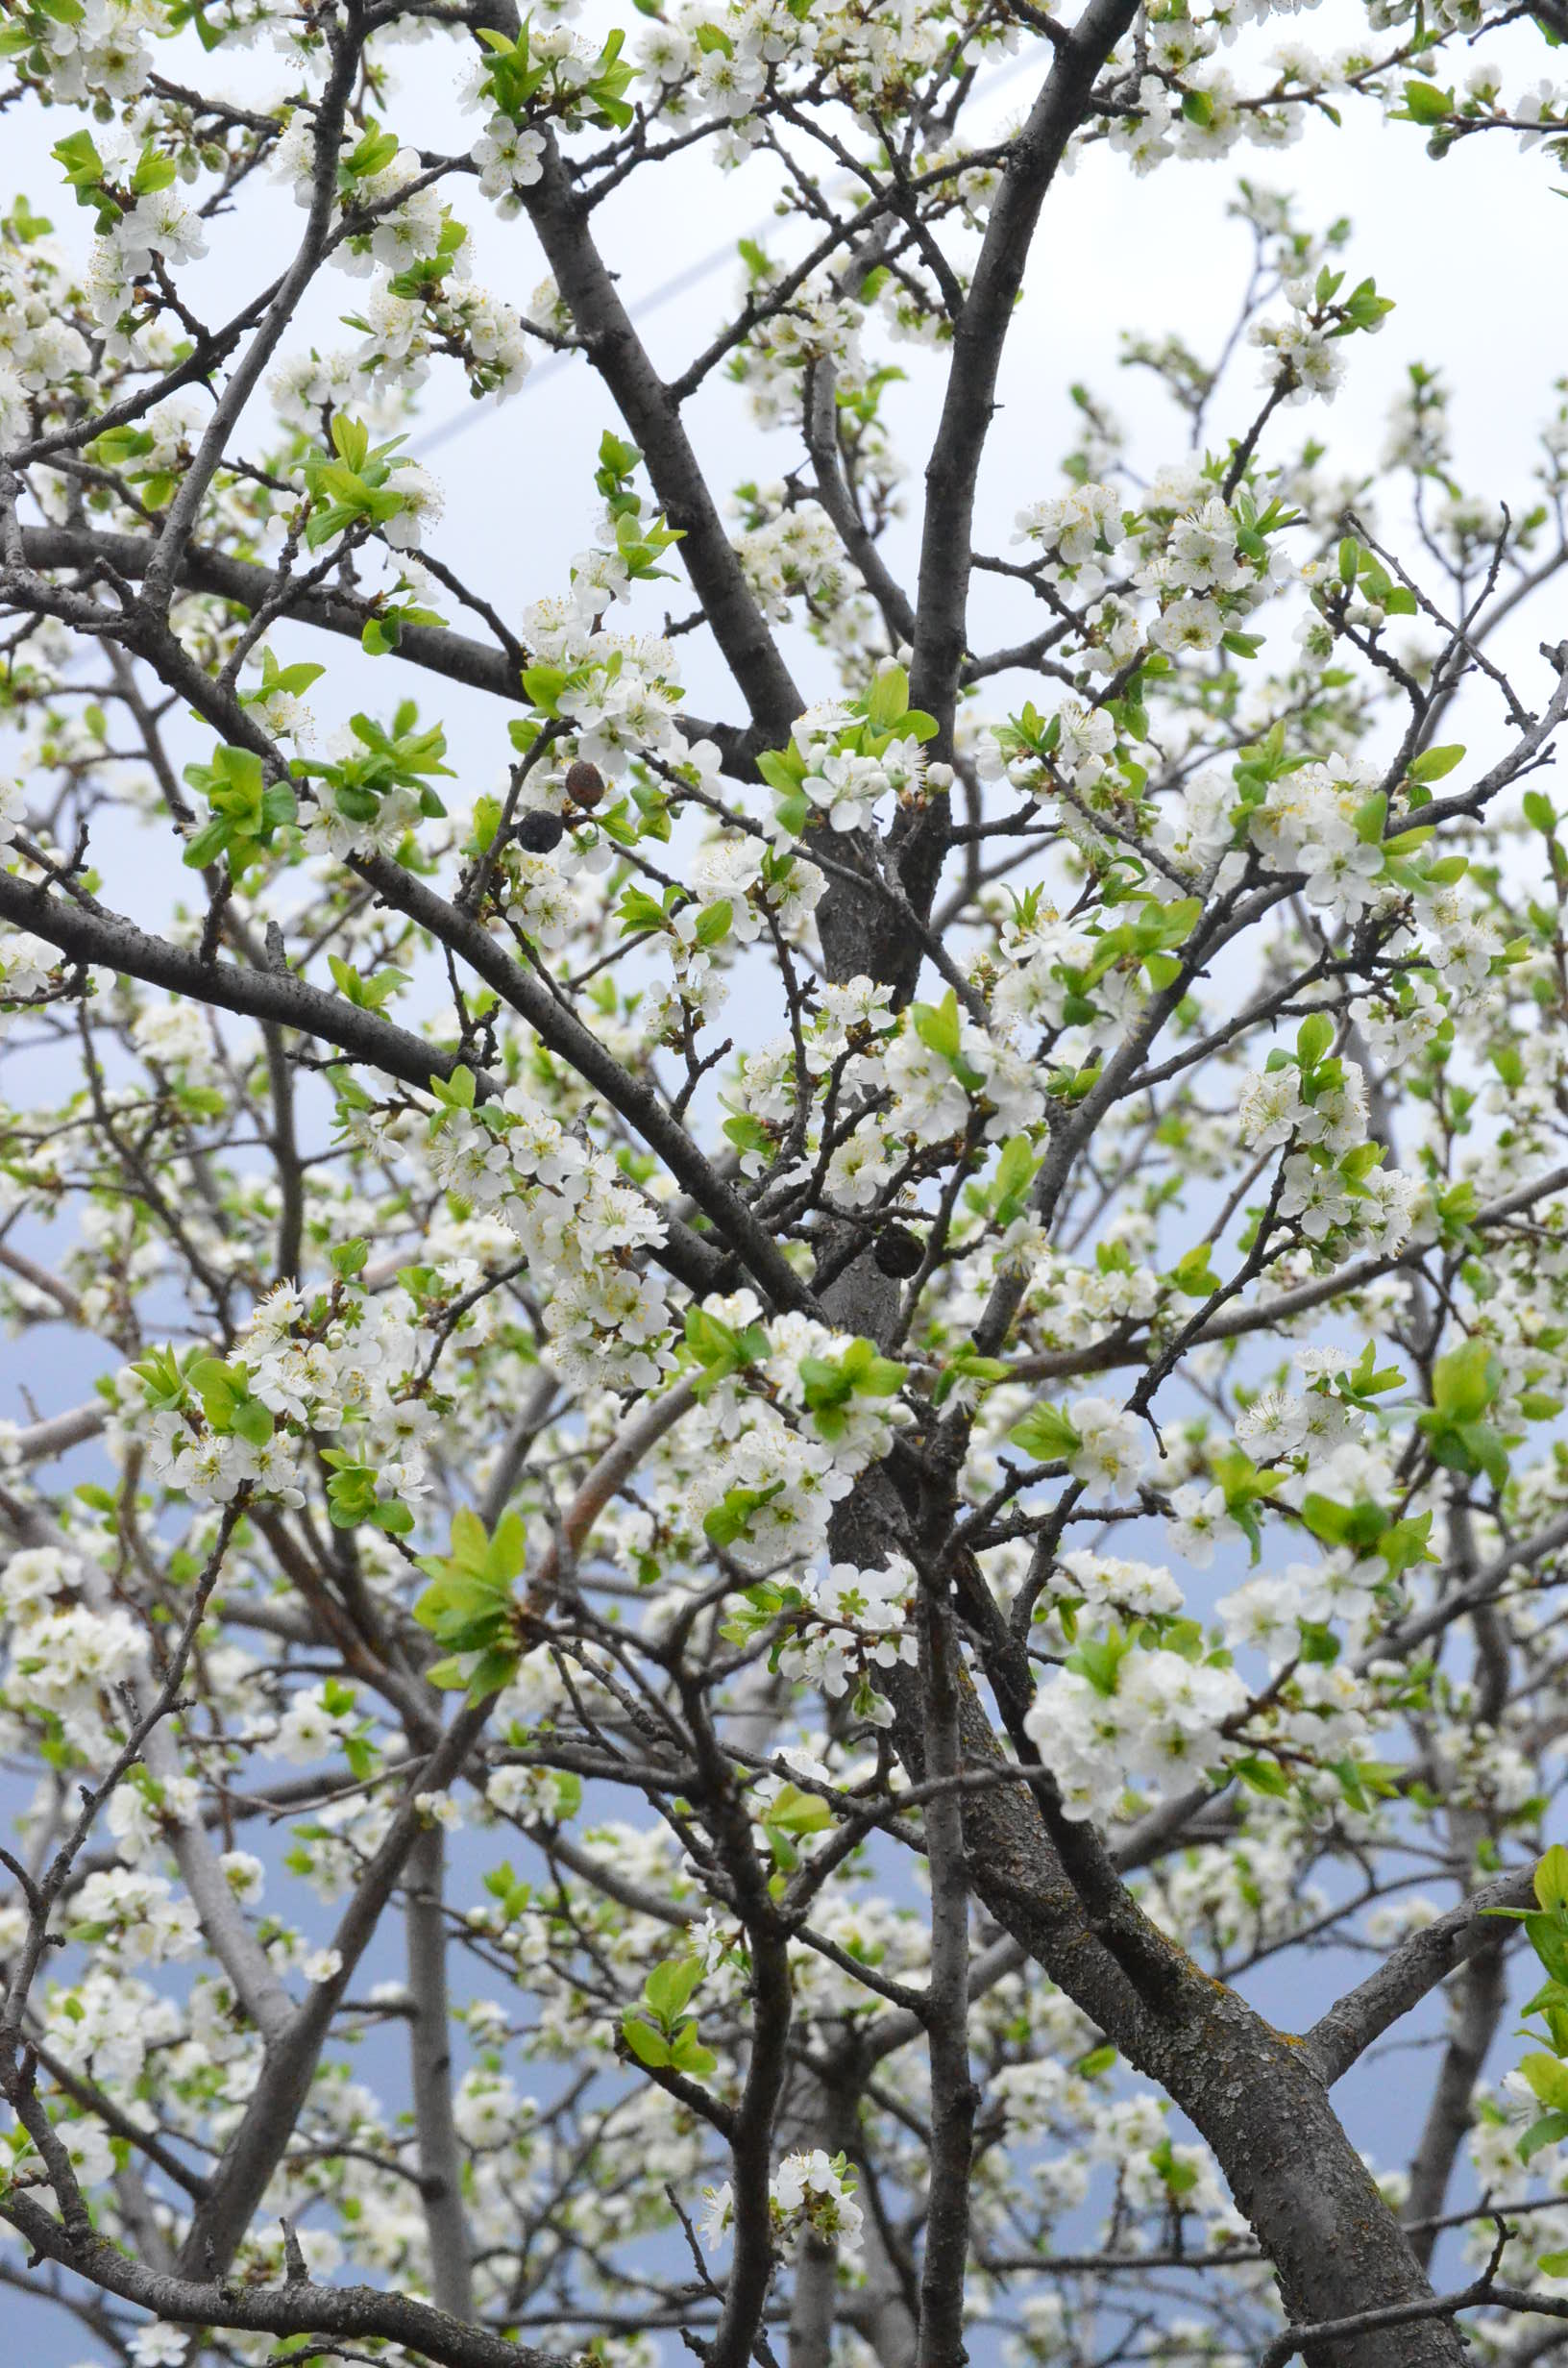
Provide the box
[874,1224,924,1279]
[515,809,566,855]
[566,758,605,810]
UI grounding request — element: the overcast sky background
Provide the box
[3,4,1568,2359]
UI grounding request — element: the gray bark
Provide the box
[406,1824,476,2321]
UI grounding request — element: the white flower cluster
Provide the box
[26,0,159,102]
[775,1556,917,1726]
[885,1005,1046,1146]
[683,1299,914,1573]
[1247,750,1387,918]
[519,593,686,802]
[138,1274,440,1514]
[88,185,208,358]
[1218,1555,1386,1665]
[688,826,824,948]
[637,820,824,1046]
[251,1679,373,1767]
[132,999,219,1081]
[634,0,816,124]
[1024,1644,1248,1823]
[264,127,533,420]
[986,471,1297,736]
[68,1867,202,1967]
[990,897,1116,1048]
[471,114,546,211]
[733,496,853,621]
[1015,1246,1164,1348]
[786,698,927,835]
[685,1413,848,1572]
[729,287,867,428]
[1252,279,1351,405]
[1052,1549,1185,1621]
[1062,1397,1151,1501]
[0,237,91,445]
[0,1545,151,1759]
[0,923,56,1017]
[1237,1049,1417,1260]
[700,2147,864,2259]
[1012,483,1125,599]
[727,971,1044,1207]
[269,339,413,439]
[428,1087,675,1392]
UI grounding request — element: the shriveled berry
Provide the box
[515,809,566,855]
[874,1224,924,1279]
[566,758,605,809]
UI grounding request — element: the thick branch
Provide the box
[907,0,1139,746]
[511,112,801,741]
[913,1582,975,2368]
[0,865,727,1300]
[1304,1862,1536,2089]
[405,1823,475,2321]
[12,527,752,774]
[0,2189,567,2368]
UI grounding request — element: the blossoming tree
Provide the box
[2,0,1568,2364]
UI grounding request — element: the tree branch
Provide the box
[1304,1861,1537,2089]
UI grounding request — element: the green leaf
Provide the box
[1164,1241,1220,1298]
[182,817,231,870]
[191,1357,246,1430]
[1066,1629,1132,1698]
[669,2028,718,2077]
[1521,2054,1568,2111]
[763,1781,833,1837]
[866,664,910,730]
[911,990,963,1065]
[931,1348,1008,1407]
[1151,2134,1199,2196]
[1401,78,1454,123]
[231,1397,274,1448]
[341,125,399,183]
[1431,1337,1501,1423]
[1408,743,1465,784]
[991,1132,1040,1227]
[52,128,107,209]
[331,413,371,473]
[1296,1012,1335,1069]
[756,747,803,796]
[130,142,175,196]
[644,1956,704,2024]
[703,1480,782,1548]
[622,2014,672,2068]
[1008,1402,1081,1463]
[1519,2109,1568,2164]
[1232,1755,1290,1797]
[1377,1512,1433,1579]
[1529,1912,1568,1984]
